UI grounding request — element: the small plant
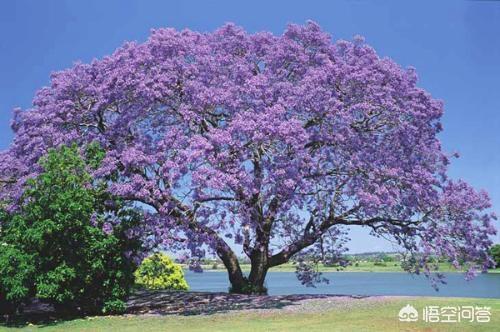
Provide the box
[102,299,127,315]
[228,282,267,295]
[135,253,189,290]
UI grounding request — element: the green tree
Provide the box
[490,244,500,268]
[0,144,143,314]
[135,253,189,290]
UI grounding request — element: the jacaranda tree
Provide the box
[0,22,496,294]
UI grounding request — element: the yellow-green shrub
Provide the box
[135,253,189,290]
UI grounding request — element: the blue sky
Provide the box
[1,0,499,252]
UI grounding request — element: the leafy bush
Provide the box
[135,253,189,290]
[0,144,144,314]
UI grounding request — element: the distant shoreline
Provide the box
[181,263,500,274]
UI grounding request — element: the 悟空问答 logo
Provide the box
[399,304,418,322]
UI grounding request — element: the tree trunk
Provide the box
[226,268,249,294]
[213,236,249,294]
[246,250,269,294]
[226,263,268,295]
[220,248,269,295]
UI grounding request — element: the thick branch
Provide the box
[268,215,421,267]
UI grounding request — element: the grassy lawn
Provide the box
[195,262,500,273]
[2,297,498,331]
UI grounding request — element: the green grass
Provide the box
[2,297,499,331]
[195,262,500,273]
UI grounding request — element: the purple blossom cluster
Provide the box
[0,22,496,290]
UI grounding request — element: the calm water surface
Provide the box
[184,271,500,298]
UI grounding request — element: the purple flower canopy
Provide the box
[0,22,496,289]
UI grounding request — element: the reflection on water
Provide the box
[184,271,500,298]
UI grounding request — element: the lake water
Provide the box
[184,271,500,298]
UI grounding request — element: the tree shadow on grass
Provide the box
[126,290,368,316]
[1,299,88,328]
[0,291,368,328]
